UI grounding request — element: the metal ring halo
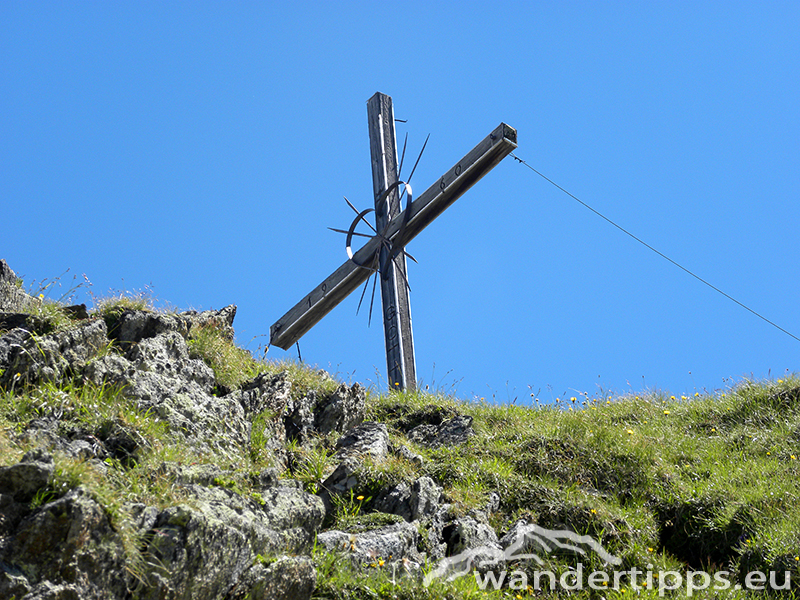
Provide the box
[345,180,413,270]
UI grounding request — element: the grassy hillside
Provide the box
[1,288,799,599]
[313,380,800,599]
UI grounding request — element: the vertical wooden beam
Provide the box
[367,92,417,391]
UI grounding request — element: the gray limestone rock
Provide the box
[313,382,366,435]
[182,305,237,342]
[372,476,442,523]
[316,520,423,567]
[155,462,229,487]
[422,514,505,580]
[126,331,216,391]
[281,381,366,444]
[105,310,190,350]
[334,422,389,460]
[82,352,137,387]
[0,563,32,599]
[258,485,326,537]
[226,372,291,467]
[0,313,50,335]
[407,414,475,448]
[13,580,83,600]
[0,448,54,502]
[101,332,249,456]
[373,482,412,521]
[392,442,424,466]
[138,484,324,600]
[320,457,361,497]
[140,503,253,600]
[8,487,128,599]
[283,391,315,443]
[447,515,501,557]
[424,504,455,561]
[105,306,238,351]
[229,556,316,600]
[410,476,442,522]
[233,371,292,418]
[0,327,34,371]
[0,319,108,387]
[0,259,34,313]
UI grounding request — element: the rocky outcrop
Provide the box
[0,448,54,502]
[0,319,108,387]
[281,382,367,443]
[407,414,475,448]
[135,484,323,600]
[316,520,424,573]
[228,556,316,600]
[12,486,128,599]
[373,476,442,523]
[0,260,513,599]
[334,422,389,460]
[0,261,363,599]
[0,259,33,313]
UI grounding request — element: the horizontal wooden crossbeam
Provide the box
[269,122,517,350]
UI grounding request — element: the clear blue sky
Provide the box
[3,2,798,402]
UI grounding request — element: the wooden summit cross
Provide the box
[270,93,516,390]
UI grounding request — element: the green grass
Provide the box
[93,291,156,315]
[3,286,800,597]
[3,366,800,598]
[357,378,800,597]
[187,324,264,389]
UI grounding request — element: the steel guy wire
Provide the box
[509,152,800,344]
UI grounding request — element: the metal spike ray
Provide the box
[355,251,380,322]
[397,132,409,181]
[327,227,371,239]
[344,196,378,234]
[406,133,430,184]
